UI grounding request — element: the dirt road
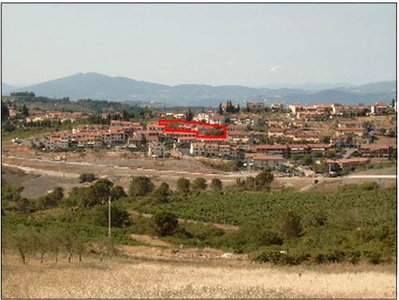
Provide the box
[2,150,396,199]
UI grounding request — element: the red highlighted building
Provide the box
[158,119,227,139]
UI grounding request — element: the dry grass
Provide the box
[2,254,396,298]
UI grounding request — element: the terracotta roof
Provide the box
[246,153,284,161]
[256,144,288,150]
[326,158,369,164]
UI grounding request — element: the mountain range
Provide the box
[2,72,396,107]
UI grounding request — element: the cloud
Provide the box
[269,65,283,72]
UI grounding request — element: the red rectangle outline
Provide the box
[158,119,227,139]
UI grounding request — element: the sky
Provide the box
[2,3,397,87]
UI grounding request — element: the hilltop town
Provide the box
[2,93,397,181]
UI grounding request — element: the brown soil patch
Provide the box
[130,234,172,247]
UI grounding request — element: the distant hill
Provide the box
[2,73,396,107]
[2,83,15,95]
[262,82,355,91]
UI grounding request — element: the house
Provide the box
[331,105,366,118]
[236,114,260,126]
[307,144,330,155]
[173,113,186,119]
[44,137,69,150]
[245,153,284,168]
[25,114,47,123]
[270,103,283,112]
[268,127,286,138]
[359,144,396,158]
[86,133,103,148]
[288,104,303,115]
[267,118,286,128]
[296,111,328,122]
[335,127,365,137]
[291,119,305,129]
[289,144,310,157]
[72,124,107,134]
[147,122,165,132]
[292,130,320,143]
[370,102,388,115]
[247,102,264,111]
[255,144,289,158]
[164,131,197,141]
[194,112,211,123]
[227,124,248,133]
[228,131,254,144]
[189,142,237,159]
[337,120,364,129]
[134,130,159,138]
[326,158,370,173]
[209,115,226,125]
[148,142,166,158]
[103,128,126,145]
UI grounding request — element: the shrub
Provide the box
[79,173,96,183]
[129,176,155,197]
[275,211,302,240]
[363,250,382,265]
[152,211,178,237]
[151,182,171,204]
[192,178,207,193]
[210,178,223,192]
[176,178,190,195]
[37,187,64,209]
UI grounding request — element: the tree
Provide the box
[15,198,35,215]
[152,211,178,237]
[129,176,155,197]
[110,185,127,201]
[152,182,171,204]
[210,178,223,192]
[321,136,331,144]
[275,211,302,240]
[301,154,313,166]
[192,177,207,193]
[37,187,64,209]
[255,170,274,190]
[140,135,147,150]
[94,205,131,228]
[4,120,15,132]
[218,103,223,115]
[122,109,129,121]
[176,177,190,195]
[1,101,9,121]
[311,151,323,159]
[10,225,38,264]
[82,179,113,207]
[245,176,256,190]
[186,109,194,121]
[21,104,29,117]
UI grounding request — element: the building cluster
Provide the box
[34,99,396,173]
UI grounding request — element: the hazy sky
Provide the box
[2,3,396,87]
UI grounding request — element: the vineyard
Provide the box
[132,184,396,227]
[2,170,396,265]
[129,183,396,264]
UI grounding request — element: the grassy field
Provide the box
[2,253,396,298]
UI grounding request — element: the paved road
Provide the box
[345,175,397,179]
[3,154,396,185]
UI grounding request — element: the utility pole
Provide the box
[108,195,111,239]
